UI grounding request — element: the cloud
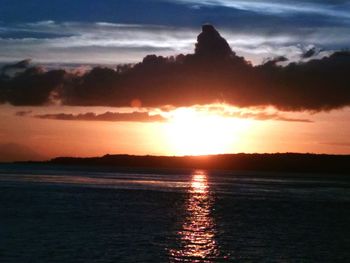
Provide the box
[34,111,166,122]
[170,0,350,18]
[224,111,312,123]
[183,104,313,122]
[1,1,350,65]
[1,59,32,78]
[0,65,65,105]
[15,110,32,116]
[1,20,350,65]
[0,22,197,64]
[1,25,350,111]
[16,105,311,123]
[2,0,350,66]
[301,47,318,59]
[195,24,233,58]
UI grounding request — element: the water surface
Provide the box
[1,164,350,262]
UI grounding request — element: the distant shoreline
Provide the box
[13,153,350,175]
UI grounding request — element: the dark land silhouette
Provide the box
[26,153,350,174]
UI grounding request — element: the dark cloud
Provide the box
[30,109,310,123]
[1,25,350,111]
[301,47,322,59]
[1,59,32,78]
[15,110,32,116]
[0,66,65,105]
[34,111,166,122]
[195,24,233,59]
[224,111,313,123]
[262,56,288,66]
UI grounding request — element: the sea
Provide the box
[1,164,350,262]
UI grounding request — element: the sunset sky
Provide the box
[1,0,350,161]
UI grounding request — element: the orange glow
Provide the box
[1,104,350,162]
[164,107,253,155]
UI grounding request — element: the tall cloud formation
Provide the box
[1,24,350,111]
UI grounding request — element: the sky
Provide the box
[0,0,350,161]
[1,0,350,64]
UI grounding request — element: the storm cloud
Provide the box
[1,25,350,111]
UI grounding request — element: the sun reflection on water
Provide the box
[169,170,223,262]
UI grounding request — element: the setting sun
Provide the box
[164,108,252,156]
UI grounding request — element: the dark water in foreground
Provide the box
[1,165,350,262]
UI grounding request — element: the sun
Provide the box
[164,107,252,156]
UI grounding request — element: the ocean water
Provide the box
[1,164,350,262]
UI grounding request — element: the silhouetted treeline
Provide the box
[48,153,350,174]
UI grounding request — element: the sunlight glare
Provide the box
[164,107,252,155]
[169,170,223,261]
